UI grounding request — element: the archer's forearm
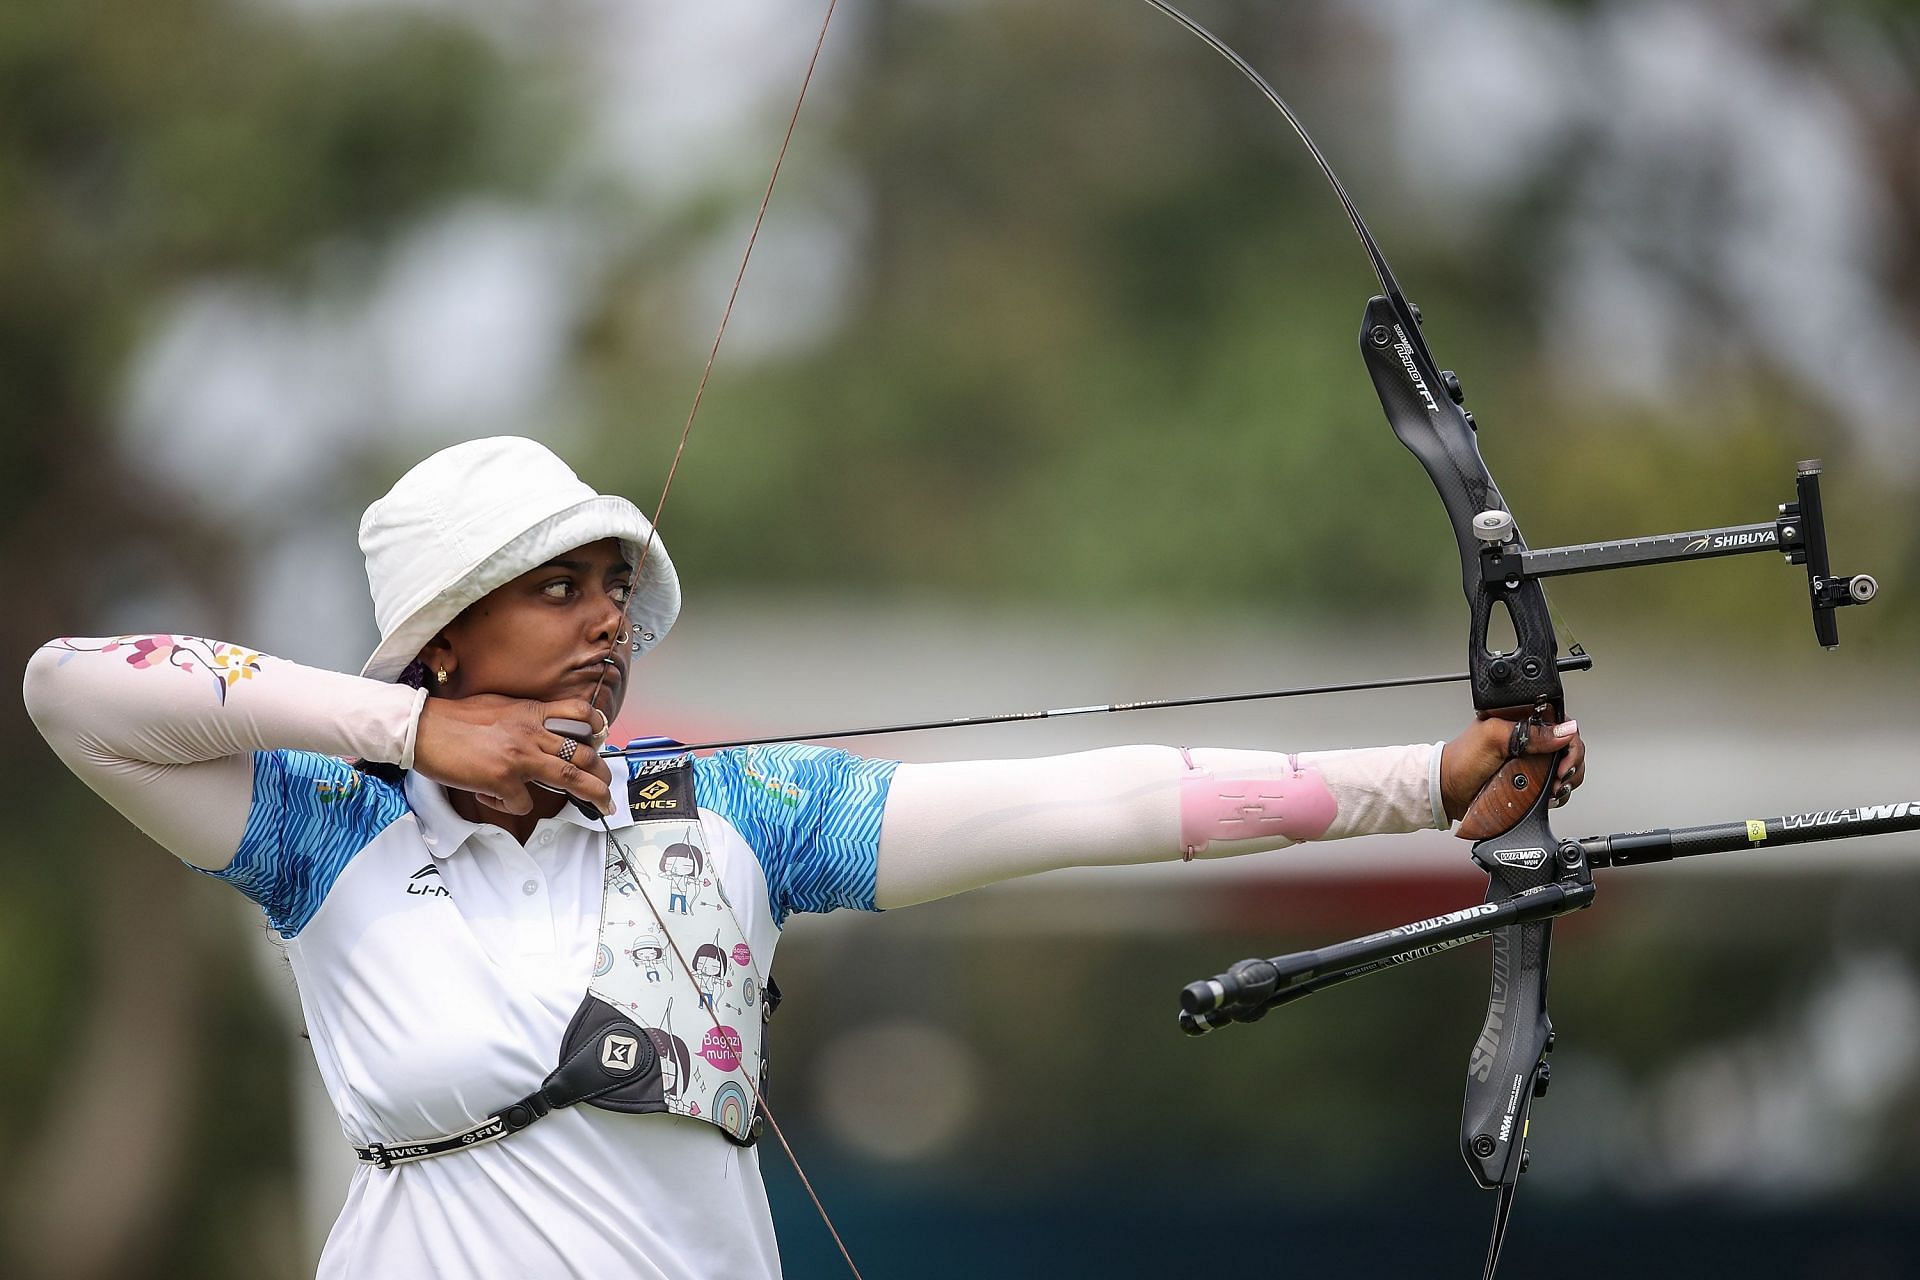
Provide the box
[872,741,1444,908]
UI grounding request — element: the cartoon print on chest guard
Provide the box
[642,1001,693,1101]
[691,939,730,1011]
[659,840,703,915]
[626,928,668,983]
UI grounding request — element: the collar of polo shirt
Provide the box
[408,759,641,859]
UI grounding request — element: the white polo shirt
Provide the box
[206,744,895,1280]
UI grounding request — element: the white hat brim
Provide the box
[359,494,679,683]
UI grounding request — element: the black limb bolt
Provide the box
[1471,1134,1497,1159]
[1533,1062,1551,1098]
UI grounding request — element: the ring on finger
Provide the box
[558,740,579,764]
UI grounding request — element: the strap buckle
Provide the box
[362,1142,392,1171]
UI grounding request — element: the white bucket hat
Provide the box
[358,436,680,683]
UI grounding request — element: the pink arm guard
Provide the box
[1177,748,1338,859]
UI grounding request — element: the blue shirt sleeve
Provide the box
[195,750,409,939]
[684,745,898,925]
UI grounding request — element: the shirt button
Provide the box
[522,880,539,896]
[539,831,554,846]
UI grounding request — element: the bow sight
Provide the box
[1146,2,1902,1277]
[1462,457,1877,652]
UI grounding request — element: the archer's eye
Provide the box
[610,581,634,606]
[541,579,575,600]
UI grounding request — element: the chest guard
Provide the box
[354,755,775,1170]
[554,754,772,1144]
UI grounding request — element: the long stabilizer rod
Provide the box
[1579,800,1920,866]
[1179,796,1920,1035]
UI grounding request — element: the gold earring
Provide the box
[435,669,449,686]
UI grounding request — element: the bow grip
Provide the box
[1456,704,1562,843]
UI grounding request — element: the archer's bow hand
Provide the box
[1439,710,1585,835]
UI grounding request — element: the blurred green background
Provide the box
[3,0,1918,1276]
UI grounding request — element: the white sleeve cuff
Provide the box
[397,684,429,770]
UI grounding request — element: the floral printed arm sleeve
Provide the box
[23,636,425,871]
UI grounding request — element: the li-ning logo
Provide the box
[632,779,680,812]
[1492,846,1549,871]
[406,864,449,898]
[600,1033,640,1073]
[1394,326,1440,415]
[1683,529,1778,554]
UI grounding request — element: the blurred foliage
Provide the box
[0,1,546,1276]
[569,1,1918,649]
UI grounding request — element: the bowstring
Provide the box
[628,0,841,601]
[599,2,860,1274]
[594,809,865,1279]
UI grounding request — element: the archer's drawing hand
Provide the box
[414,694,615,816]
[1439,710,1585,823]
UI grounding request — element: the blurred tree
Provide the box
[0,2,556,1276]
[575,0,1915,647]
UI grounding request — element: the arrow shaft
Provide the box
[612,653,1593,756]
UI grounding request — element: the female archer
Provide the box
[22,436,1583,1280]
